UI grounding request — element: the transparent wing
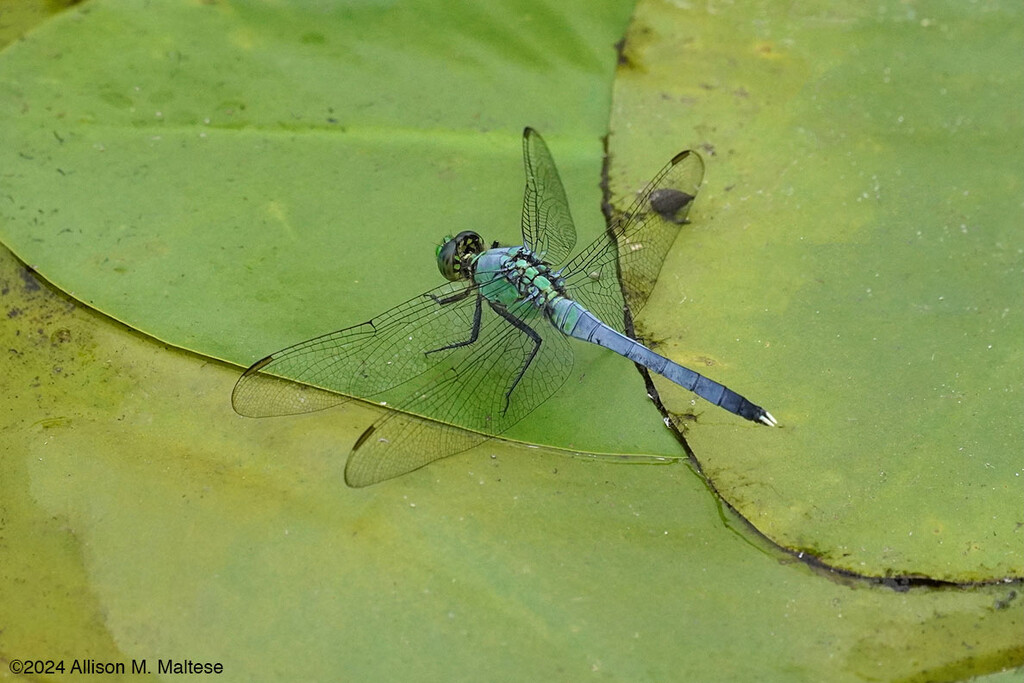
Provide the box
[520,127,577,266]
[231,280,484,418]
[345,301,574,487]
[560,149,705,334]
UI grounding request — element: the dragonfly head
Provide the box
[437,230,484,281]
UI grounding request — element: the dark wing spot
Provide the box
[649,188,695,224]
[352,424,377,451]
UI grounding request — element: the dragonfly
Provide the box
[233,128,776,487]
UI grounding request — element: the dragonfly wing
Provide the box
[345,303,574,486]
[344,411,485,487]
[520,127,577,266]
[231,280,483,417]
[561,149,705,334]
[555,230,628,335]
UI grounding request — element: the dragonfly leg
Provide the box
[427,286,473,306]
[488,301,542,415]
[425,291,483,354]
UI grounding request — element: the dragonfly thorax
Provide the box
[437,230,485,281]
[469,244,569,313]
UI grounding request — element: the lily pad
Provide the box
[2,243,1021,681]
[607,1,1022,582]
[0,0,681,459]
[2,1,1023,679]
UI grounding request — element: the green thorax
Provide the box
[472,246,566,310]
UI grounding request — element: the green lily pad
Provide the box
[607,1,1022,582]
[2,1,1023,679]
[0,0,1019,584]
[2,242,1020,681]
[0,0,681,459]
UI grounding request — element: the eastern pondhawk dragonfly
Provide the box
[233,128,775,487]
